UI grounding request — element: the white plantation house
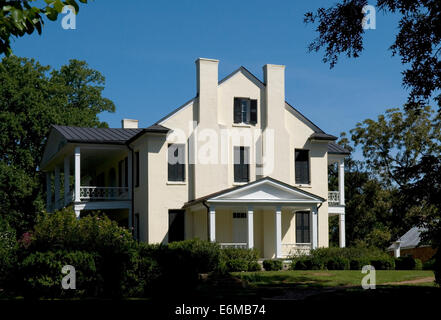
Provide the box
[41,58,349,259]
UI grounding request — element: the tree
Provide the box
[0,55,115,233]
[305,0,441,109]
[1,0,88,56]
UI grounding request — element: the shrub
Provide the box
[371,257,395,270]
[219,247,259,273]
[291,256,325,270]
[0,218,18,289]
[349,257,371,270]
[263,259,283,271]
[248,261,262,271]
[423,258,435,270]
[395,256,422,270]
[20,250,99,298]
[326,256,349,270]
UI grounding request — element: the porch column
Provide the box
[127,151,133,231]
[338,160,345,205]
[393,241,401,258]
[339,214,346,248]
[64,156,70,206]
[209,206,216,242]
[46,172,52,212]
[74,147,81,202]
[74,209,80,219]
[247,206,254,249]
[275,206,282,258]
[54,166,60,210]
[311,205,318,249]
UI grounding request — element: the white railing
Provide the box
[79,186,129,200]
[328,191,340,206]
[219,243,248,249]
[281,243,311,257]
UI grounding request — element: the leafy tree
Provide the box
[0,55,115,233]
[1,0,88,56]
[305,0,441,109]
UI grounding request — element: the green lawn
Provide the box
[233,270,435,288]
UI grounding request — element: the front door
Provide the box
[232,212,247,244]
[168,209,185,243]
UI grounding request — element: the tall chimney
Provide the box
[263,64,285,128]
[195,58,219,126]
[121,119,139,129]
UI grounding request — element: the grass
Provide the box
[233,270,435,288]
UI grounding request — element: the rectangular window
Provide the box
[135,152,140,187]
[118,160,123,187]
[168,144,185,182]
[234,98,257,124]
[124,157,128,187]
[168,209,185,242]
[296,211,310,243]
[295,149,310,184]
[234,146,249,183]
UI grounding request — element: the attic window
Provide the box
[234,98,257,125]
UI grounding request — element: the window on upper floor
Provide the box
[295,149,310,185]
[118,157,128,187]
[234,98,257,125]
[234,146,249,183]
[168,144,185,182]
[296,211,310,243]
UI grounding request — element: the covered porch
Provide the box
[183,177,325,259]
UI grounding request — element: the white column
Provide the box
[339,214,346,248]
[54,166,60,210]
[311,205,318,249]
[74,147,81,202]
[338,160,345,205]
[128,151,133,231]
[209,206,216,242]
[393,241,401,258]
[74,209,80,219]
[247,206,254,249]
[64,156,70,206]
[275,206,282,258]
[46,172,52,212]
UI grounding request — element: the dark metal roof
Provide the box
[309,132,338,141]
[52,124,169,145]
[328,142,350,155]
[183,176,325,208]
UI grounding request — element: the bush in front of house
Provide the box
[263,259,283,271]
[290,246,393,270]
[20,250,100,298]
[371,257,395,270]
[326,256,350,270]
[395,256,423,270]
[219,247,260,272]
[423,258,435,270]
[0,218,18,289]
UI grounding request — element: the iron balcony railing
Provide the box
[79,186,129,200]
[328,191,340,206]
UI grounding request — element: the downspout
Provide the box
[127,144,135,238]
[202,200,210,241]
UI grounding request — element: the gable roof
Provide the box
[387,226,428,250]
[183,176,325,208]
[155,66,349,155]
[52,124,169,145]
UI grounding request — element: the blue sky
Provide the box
[11,0,406,143]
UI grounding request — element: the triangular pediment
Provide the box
[208,177,324,204]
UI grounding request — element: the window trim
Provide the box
[234,146,250,183]
[167,143,186,183]
[294,148,311,185]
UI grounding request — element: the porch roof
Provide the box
[183,177,325,208]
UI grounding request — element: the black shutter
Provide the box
[177,145,185,181]
[118,160,123,187]
[234,147,240,182]
[295,150,310,184]
[250,99,257,124]
[234,98,241,123]
[124,157,128,187]
[243,147,249,182]
[168,145,176,181]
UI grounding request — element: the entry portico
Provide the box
[183,177,325,259]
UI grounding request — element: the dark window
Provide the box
[118,160,123,187]
[124,157,128,187]
[96,172,105,187]
[296,211,310,243]
[168,144,185,182]
[233,212,246,219]
[295,149,310,184]
[234,146,249,183]
[135,152,140,187]
[233,98,257,124]
[168,209,185,242]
